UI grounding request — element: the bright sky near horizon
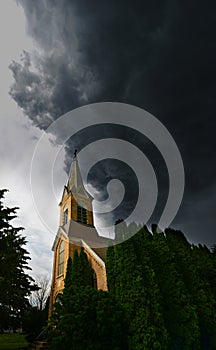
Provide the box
[0,1,61,280]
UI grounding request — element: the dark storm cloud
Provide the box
[10,0,216,245]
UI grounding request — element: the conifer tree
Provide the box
[67,247,93,291]
[132,225,169,349]
[49,248,127,350]
[105,241,116,293]
[190,244,216,349]
[49,222,216,350]
[79,247,93,287]
[0,189,36,330]
[164,228,216,349]
[149,225,200,349]
[107,223,168,349]
[49,250,96,349]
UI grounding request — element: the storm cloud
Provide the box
[9,0,216,245]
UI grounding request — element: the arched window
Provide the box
[77,205,87,224]
[62,207,68,225]
[58,240,64,276]
[91,269,97,289]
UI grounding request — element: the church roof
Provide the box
[65,220,110,250]
[91,246,107,262]
[67,155,92,199]
[52,220,108,262]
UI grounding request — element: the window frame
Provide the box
[77,205,88,224]
[62,206,68,226]
[58,240,64,276]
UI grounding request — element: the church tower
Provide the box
[59,153,94,228]
[49,152,108,314]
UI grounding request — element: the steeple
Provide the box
[67,152,91,198]
[59,151,94,227]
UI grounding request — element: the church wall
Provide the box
[86,251,107,291]
[71,194,93,226]
[71,197,77,222]
[49,236,69,315]
[68,242,107,290]
[81,242,107,291]
[49,239,107,315]
[60,193,93,227]
[59,193,72,226]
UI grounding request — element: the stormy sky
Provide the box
[1,0,216,276]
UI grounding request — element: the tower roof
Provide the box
[67,153,92,199]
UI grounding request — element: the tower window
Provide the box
[77,205,87,224]
[62,208,68,225]
[58,240,64,276]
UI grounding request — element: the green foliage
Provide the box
[149,226,200,349]
[0,189,37,331]
[107,225,168,350]
[48,222,216,350]
[22,305,48,342]
[22,297,49,342]
[95,290,128,350]
[0,333,28,350]
[107,223,216,350]
[71,248,92,290]
[48,249,127,350]
[0,306,11,331]
[163,228,216,349]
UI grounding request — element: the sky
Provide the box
[0,0,216,279]
[0,1,59,279]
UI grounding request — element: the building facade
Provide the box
[49,154,108,314]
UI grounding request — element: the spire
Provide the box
[67,151,90,198]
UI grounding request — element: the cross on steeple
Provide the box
[73,149,77,158]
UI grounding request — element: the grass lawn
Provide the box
[0,333,28,349]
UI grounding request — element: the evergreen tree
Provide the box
[165,228,216,349]
[132,225,169,349]
[95,290,128,350]
[49,222,216,350]
[0,189,36,330]
[105,241,116,293]
[49,251,95,349]
[149,225,200,349]
[190,244,216,349]
[22,303,49,342]
[79,247,93,287]
[49,248,127,350]
[107,223,168,350]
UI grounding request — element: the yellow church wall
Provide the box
[83,246,107,291]
[71,197,77,222]
[59,193,93,226]
[59,193,72,226]
[49,236,70,314]
[71,194,93,226]
[49,237,107,316]
[68,242,107,290]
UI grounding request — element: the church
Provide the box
[49,153,109,314]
